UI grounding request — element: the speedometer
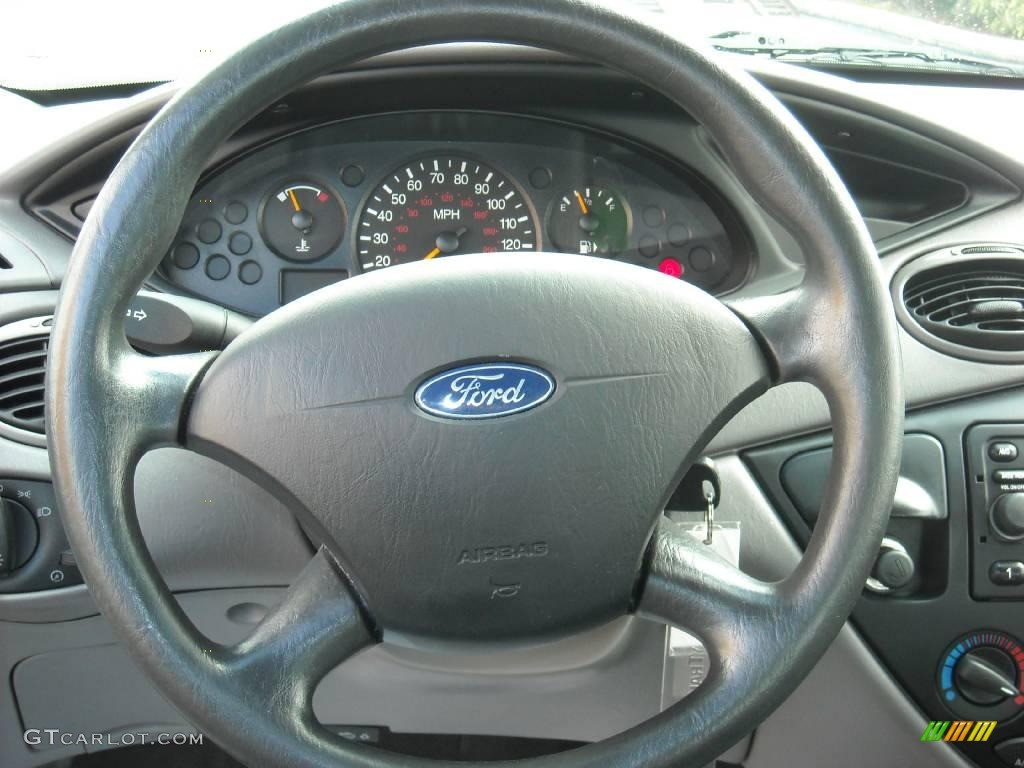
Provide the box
[356,156,538,272]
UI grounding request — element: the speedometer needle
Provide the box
[425,227,468,260]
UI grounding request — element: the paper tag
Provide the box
[661,521,741,707]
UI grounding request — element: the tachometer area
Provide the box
[357,156,538,272]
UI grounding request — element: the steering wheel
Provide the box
[46,1,903,765]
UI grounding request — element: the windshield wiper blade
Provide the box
[713,43,1023,77]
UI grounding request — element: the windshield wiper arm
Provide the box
[713,43,1023,77]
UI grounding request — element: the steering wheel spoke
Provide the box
[101,347,217,457]
[637,520,779,666]
[724,287,823,385]
[72,348,220,468]
[221,547,375,709]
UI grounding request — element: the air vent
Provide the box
[960,245,1023,256]
[0,332,48,436]
[894,245,1024,363]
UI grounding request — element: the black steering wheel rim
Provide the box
[46,1,904,766]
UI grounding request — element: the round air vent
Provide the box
[893,244,1024,364]
[0,317,50,446]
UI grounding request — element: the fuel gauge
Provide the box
[260,182,345,262]
[548,187,629,256]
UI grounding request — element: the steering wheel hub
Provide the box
[188,254,769,643]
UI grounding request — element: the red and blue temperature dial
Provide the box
[938,630,1024,722]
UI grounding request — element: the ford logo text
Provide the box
[414,363,555,420]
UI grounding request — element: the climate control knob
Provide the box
[955,648,1019,705]
[938,631,1024,721]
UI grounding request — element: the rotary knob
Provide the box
[0,497,39,575]
[991,493,1024,541]
[938,631,1024,722]
[954,647,1019,705]
[865,537,914,593]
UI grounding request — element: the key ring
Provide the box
[703,490,715,546]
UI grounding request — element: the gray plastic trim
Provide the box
[0,447,312,623]
[0,225,52,292]
[892,476,945,520]
[710,201,1024,454]
[777,432,948,523]
[0,457,967,768]
[0,584,96,623]
[707,456,970,768]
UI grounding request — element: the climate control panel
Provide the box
[938,630,1024,723]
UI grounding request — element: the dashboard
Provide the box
[157,112,751,316]
[2,46,1024,768]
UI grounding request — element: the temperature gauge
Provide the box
[260,182,345,262]
[548,187,629,256]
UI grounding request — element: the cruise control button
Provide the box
[229,232,252,255]
[989,560,1024,586]
[197,219,222,244]
[205,255,231,281]
[990,442,1018,462]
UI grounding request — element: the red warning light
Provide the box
[317,191,329,203]
[658,258,684,278]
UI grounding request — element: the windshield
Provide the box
[2,0,1024,90]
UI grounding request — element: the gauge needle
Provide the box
[287,189,302,212]
[575,191,589,215]
[425,227,469,260]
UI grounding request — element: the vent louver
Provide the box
[896,245,1024,362]
[0,334,48,435]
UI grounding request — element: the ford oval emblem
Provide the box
[415,363,555,420]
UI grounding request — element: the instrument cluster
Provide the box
[157,112,753,317]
